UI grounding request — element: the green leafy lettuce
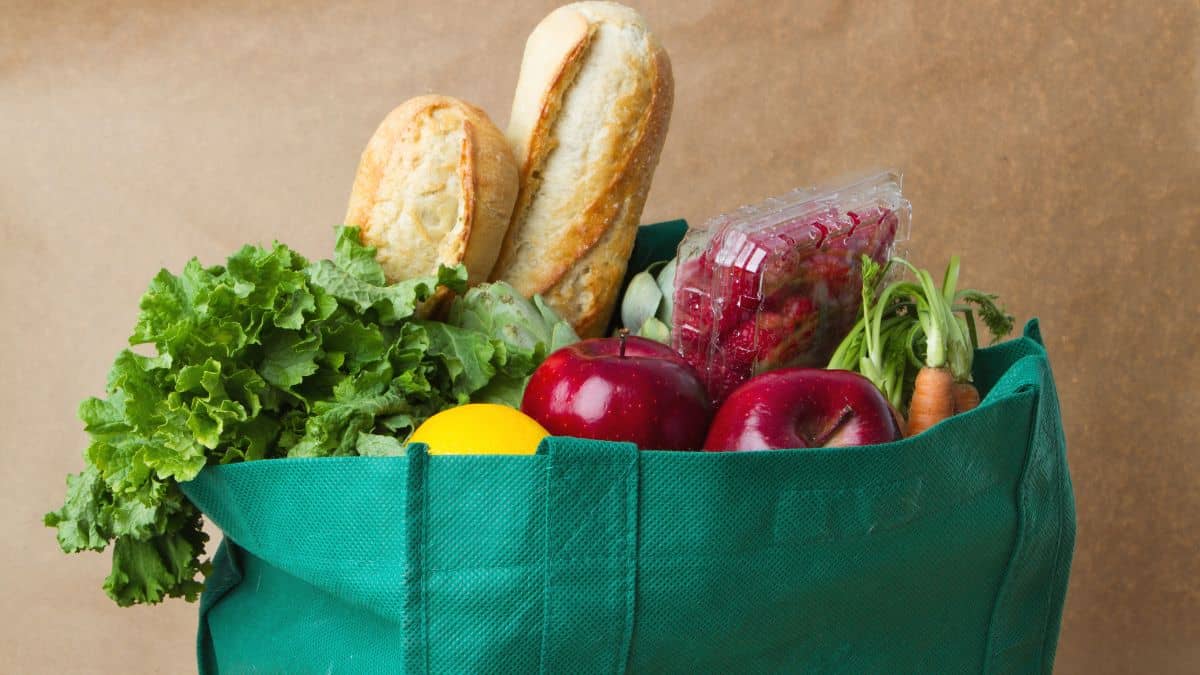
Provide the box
[47,226,576,606]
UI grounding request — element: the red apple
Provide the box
[521,333,713,450]
[703,368,901,451]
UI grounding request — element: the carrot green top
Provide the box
[828,255,1014,413]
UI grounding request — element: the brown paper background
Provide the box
[3,0,1197,671]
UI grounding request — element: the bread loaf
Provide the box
[346,95,519,308]
[490,2,674,337]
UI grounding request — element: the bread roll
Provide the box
[346,95,519,306]
[490,2,674,337]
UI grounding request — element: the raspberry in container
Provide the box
[672,170,911,404]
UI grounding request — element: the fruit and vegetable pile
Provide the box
[47,171,1013,607]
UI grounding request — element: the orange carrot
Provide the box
[906,367,954,436]
[953,382,981,413]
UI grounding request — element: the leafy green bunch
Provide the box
[828,255,1014,413]
[46,227,576,606]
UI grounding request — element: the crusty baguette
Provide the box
[490,1,674,337]
[346,95,519,308]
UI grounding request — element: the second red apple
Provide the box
[703,368,902,451]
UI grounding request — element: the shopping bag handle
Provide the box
[538,436,640,674]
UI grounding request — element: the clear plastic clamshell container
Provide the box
[672,170,911,404]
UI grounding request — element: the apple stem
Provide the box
[812,405,855,447]
[618,328,629,358]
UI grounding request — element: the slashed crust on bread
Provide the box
[346,95,518,307]
[492,2,674,337]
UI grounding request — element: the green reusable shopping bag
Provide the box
[181,222,1075,674]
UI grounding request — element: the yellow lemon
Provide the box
[408,404,549,455]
